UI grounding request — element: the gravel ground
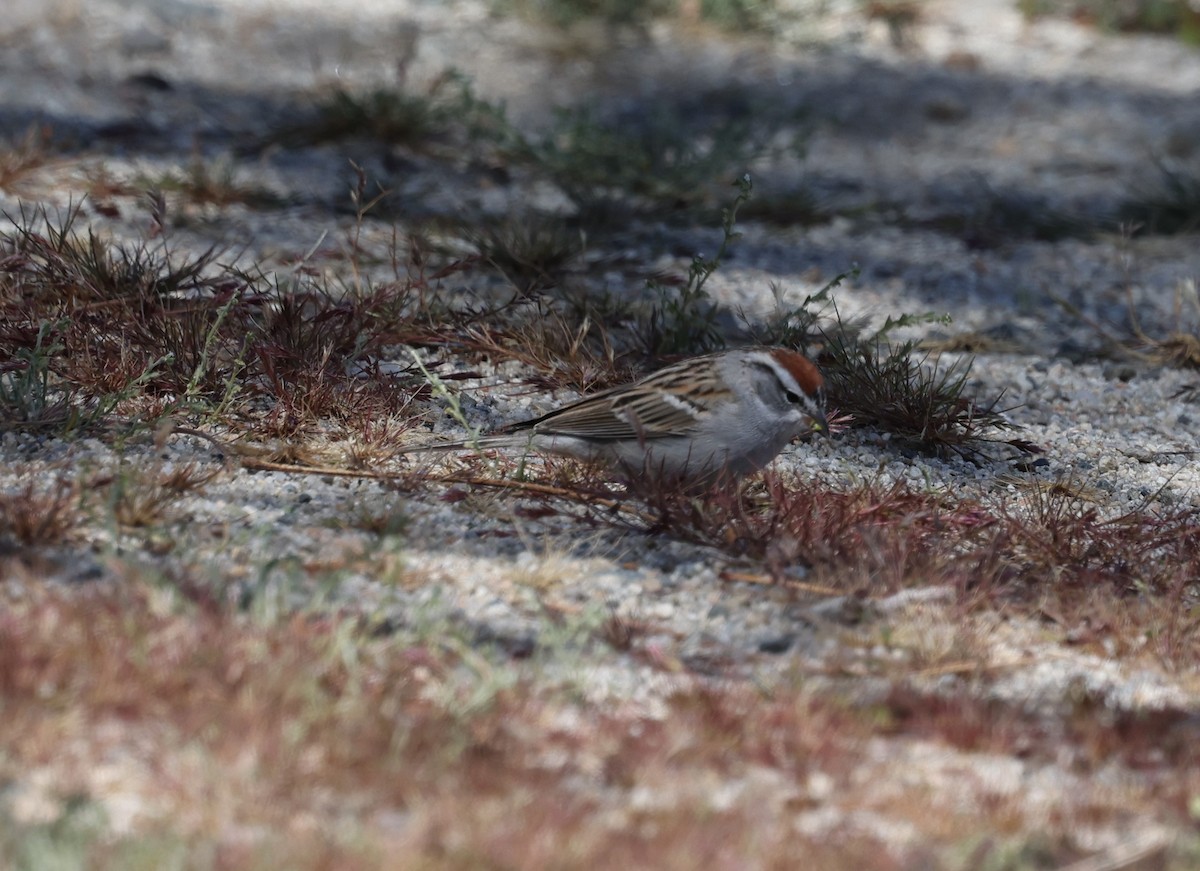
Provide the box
[3,0,1200,859]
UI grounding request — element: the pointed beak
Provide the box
[809,410,830,439]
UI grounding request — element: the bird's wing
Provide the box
[504,387,698,441]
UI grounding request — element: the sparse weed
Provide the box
[343,415,425,469]
[0,320,168,437]
[737,182,831,226]
[820,324,1031,459]
[637,174,753,356]
[0,476,81,550]
[994,479,1200,598]
[596,607,650,651]
[634,471,994,583]
[495,0,810,36]
[1062,275,1200,370]
[340,495,411,537]
[911,181,1093,247]
[514,100,803,223]
[275,70,513,155]
[0,124,57,191]
[755,270,1028,458]
[861,0,924,45]
[1019,0,1200,42]
[449,176,757,380]
[0,201,440,437]
[751,271,856,350]
[309,87,447,145]
[140,153,281,209]
[157,460,224,494]
[102,461,211,528]
[1119,156,1200,235]
[1128,278,1200,369]
[1,201,225,306]
[458,299,633,394]
[409,349,484,450]
[468,212,586,296]
[495,0,671,28]
[0,321,74,431]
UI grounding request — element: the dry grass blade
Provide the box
[1054,836,1171,871]
[100,460,223,529]
[821,329,1030,459]
[636,471,995,579]
[456,304,636,394]
[1119,155,1200,235]
[1132,278,1200,369]
[157,460,225,493]
[0,477,81,549]
[468,212,586,295]
[0,124,58,191]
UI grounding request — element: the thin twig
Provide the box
[1052,837,1170,871]
[719,570,843,597]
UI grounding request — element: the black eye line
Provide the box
[754,361,810,406]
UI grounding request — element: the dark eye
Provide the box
[785,390,802,404]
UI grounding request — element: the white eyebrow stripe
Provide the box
[755,358,803,395]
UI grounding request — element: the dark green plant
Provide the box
[698,0,778,32]
[275,71,515,153]
[139,154,282,209]
[737,183,831,226]
[0,321,72,430]
[514,102,803,222]
[494,0,673,28]
[495,0,796,35]
[1018,0,1200,41]
[638,174,754,357]
[910,183,1093,247]
[1119,157,1200,235]
[0,320,169,436]
[468,213,586,295]
[751,269,859,350]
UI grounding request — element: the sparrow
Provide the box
[407,347,827,489]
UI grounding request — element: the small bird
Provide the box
[407,347,828,489]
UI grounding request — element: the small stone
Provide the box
[758,634,795,654]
